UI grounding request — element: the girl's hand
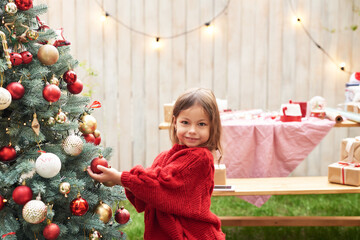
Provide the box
[87,165,123,186]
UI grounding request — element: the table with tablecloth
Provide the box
[221,116,335,207]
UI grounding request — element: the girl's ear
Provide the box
[172,116,176,130]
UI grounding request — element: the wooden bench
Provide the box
[212,176,360,226]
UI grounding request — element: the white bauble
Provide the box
[35,153,61,178]
[63,135,83,156]
[0,87,12,110]
[22,199,47,224]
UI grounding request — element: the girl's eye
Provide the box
[181,121,188,125]
[198,122,207,126]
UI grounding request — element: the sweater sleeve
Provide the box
[122,151,168,212]
[121,148,214,217]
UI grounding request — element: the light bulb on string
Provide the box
[204,22,215,35]
[339,62,346,71]
[152,37,161,50]
[100,12,109,22]
[292,16,302,25]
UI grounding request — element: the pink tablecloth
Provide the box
[221,117,335,207]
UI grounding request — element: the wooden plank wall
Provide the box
[37,0,360,175]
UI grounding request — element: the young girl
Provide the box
[87,88,225,240]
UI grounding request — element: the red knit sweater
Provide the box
[121,144,225,240]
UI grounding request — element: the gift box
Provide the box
[346,102,360,114]
[328,162,360,186]
[163,103,174,123]
[340,137,360,162]
[214,164,226,185]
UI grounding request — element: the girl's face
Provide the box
[175,104,210,148]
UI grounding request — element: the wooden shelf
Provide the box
[334,120,360,127]
[212,176,360,196]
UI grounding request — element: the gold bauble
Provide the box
[79,114,97,134]
[59,182,71,197]
[37,44,59,66]
[49,76,59,86]
[47,117,56,126]
[89,229,101,240]
[26,30,39,40]
[94,201,112,224]
[55,111,67,124]
[93,129,101,138]
[103,181,116,187]
[22,199,48,224]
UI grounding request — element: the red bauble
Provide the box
[12,185,33,205]
[67,79,83,94]
[43,223,60,240]
[6,82,25,100]
[70,196,89,216]
[0,145,17,162]
[355,72,360,80]
[63,70,77,84]
[10,52,23,66]
[90,156,108,174]
[15,0,33,11]
[94,136,101,146]
[20,51,33,64]
[43,84,61,103]
[115,206,130,224]
[0,195,6,211]
[82,133,95,143]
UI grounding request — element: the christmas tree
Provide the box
[0,1,129,239]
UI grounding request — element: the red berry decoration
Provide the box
[90,155,108,174]
[43,84,61,103]
[67,79,83,94]
[70,194,88,216]
[15,0,33,10]
[6,82,25,100]
[82,133,95,143]
[20,51,33,64]
[12,185,33,205]
[0,145,17,162]
[63,70,77,84]
[0,195,6,211]
[43,222,60,240]
[10,52,23,66]
[115,206,130,224]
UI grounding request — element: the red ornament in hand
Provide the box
[63,70,77,84]
[43,222,60,240]
[20,51,33,64]
[82,133,95,143]
[0,145,17,162]
[12,185,33,205]
[10,52,23,66]
[67,79,83,94]
[115,206,130,224]
[0,195,6,211]
[70,195,89,216]
[15,0,33,11]
[90,155,108,174]
[43,84,61,103]
[6,82,25,100]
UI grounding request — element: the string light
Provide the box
[288,0,352,74]
[340,62,346,71]
[152,37,161,49]
[100,12,109,22]
[95,0,230,39]
[204,22,215,35]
